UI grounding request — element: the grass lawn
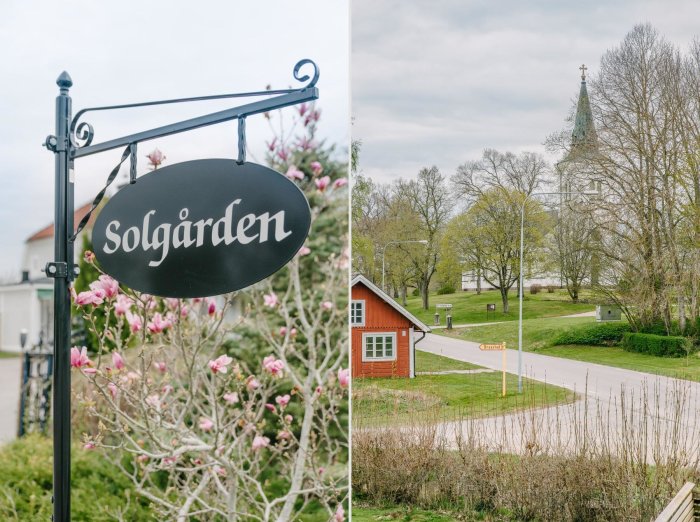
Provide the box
[0,351,20,358]
[538,344,700,382]
[402,288,594,326]
[439,316,596,349]
[416,349,480,372]
[352,371,574,426]
[445,315,700,382]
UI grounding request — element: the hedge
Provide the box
[621,332,693,358]
[0,434,155,521]
[552,322,632,346]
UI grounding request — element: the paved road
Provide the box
[418,333,700,463]
[0,357,21,444]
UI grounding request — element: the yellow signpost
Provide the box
[479,342,507,397]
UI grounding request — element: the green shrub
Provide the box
[530,284,542,295]
[621,332,693,358]
[546,285,555,293]
[552,322,632,346]
[411,288,420,297]
[0,435,155,521]
[436,284,455,295]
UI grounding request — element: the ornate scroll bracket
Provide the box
[68,59,319,158]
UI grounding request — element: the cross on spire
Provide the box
[579,63,587,81]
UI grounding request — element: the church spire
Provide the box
[570,64,597,156]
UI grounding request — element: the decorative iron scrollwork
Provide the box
[293,59,319,89]
[70,120,94,149]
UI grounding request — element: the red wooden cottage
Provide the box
[351,274,431,379]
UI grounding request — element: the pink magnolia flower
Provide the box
[298,246,311,256]
[279,326,288,336]
[263,293,279,308]
[334,177,348,188]
[252,435,270,451]
[70,346,91,368]
[284,414,293,424]
[223,392,239,404]
[207,300,216,316]
[315,176,331,192]
[277,148,290,162]
[154,361,167,373]
[146,148,166,169]
[297,103,308,117]
[162,456,177,466]
[278,430,291,440]
[83,368,97,375]
[83,442,96,450]
[83,250,95,264]
[147,312,169,334]
[136,455,149,463]
[192,297,203,304]
[108,382,118,399]
[180,305,189,318]
[266,137,277,151]
[310,161,323,176]
[74,290,103,306]
[208,354,233,374]
[296,136,315,151]
[338,368,350,388]
[125,311,142,333]
[112,352,125,371]
[199,418,214,431]
[246,377,260,391]
[90,275,119,299]
[214,465,226,477]
[285,165,304,181]
[304,109,321,127]
[318,467,325,475]
[315,386,323,395]
[275,394,291,409]
[165,298,179,310]
[145,394,161,409]
[165,311,177,327]
[290,328,298,337]
[265,403,277,413]
[263,355,284,376]
[334,504,345,522]
[321,301,333,311]
[114,294,132,316]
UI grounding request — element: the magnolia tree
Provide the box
[71,103,349,522]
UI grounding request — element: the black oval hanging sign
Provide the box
[92,159,311,297]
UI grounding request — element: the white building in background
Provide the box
[0,202,93,352]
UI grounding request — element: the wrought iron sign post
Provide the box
[44,60,319,522]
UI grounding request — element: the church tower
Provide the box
[557,64,601,286]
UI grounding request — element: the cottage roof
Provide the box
[351,274,431,333]
[26,201,96,242]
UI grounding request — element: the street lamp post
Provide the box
[518,190,598,393]
[381,239,428,292]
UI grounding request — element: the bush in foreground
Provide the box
[551,322,632,346]
[622,332,694,357]
[0,434,154,521]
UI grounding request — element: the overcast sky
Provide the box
[352,0,699,185]
[0,0,349,277]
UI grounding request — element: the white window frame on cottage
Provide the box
[362,332,397,362]
[351,299,365,326]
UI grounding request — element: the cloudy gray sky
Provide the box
[0,0,349,277]
[352,0,699,184]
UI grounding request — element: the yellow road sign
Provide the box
[478,342,507,397]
